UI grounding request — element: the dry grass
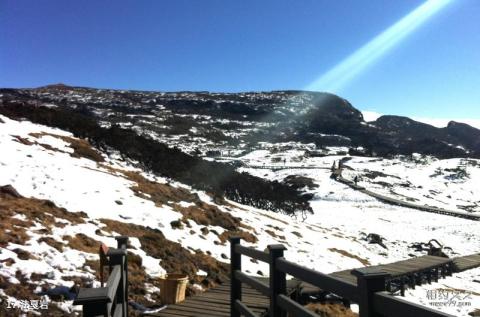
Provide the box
[28,132,104,162]
[125,170,198,205]
[0,190,86,249]
[121,170,258,245]
[11,135,34,146]
[38,237,64,252]
[265,229,277,238]
[0,186,96,315]
[101,218,229,290]
[328,248,370,266]
[305,302,358,317]
[63,233,102,254]
[218,229,257,244]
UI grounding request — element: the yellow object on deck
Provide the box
[159,274,188,305]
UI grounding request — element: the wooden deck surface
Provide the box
[146,280,269,317]
[452,253,480,272]
[146,254,480,316]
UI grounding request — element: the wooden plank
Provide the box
[452,253,480,272]
[149,278,269,317]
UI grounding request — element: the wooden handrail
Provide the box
[276,257,359,302]
[229,237,456,317]
[233,270,270,296]
[234,244,270,263]
[74,237,129,317]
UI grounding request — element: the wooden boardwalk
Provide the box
[146,280,270,317]
[452,253,480,272]
[147,256,459,316]
[145,253,480,316]
[300,255,453,296]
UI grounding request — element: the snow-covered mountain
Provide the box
[2,85,480,159]
[0,86,479,316]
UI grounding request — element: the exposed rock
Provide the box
[0,185,22,198]
[365,233,387,249]
[170,220,184,230]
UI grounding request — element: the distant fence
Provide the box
[74,236,129,317]
[230,237,453,317]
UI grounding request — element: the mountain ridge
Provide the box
[1,85,479,159]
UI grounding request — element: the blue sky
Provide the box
[1,1,479,120]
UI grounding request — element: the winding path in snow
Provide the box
[334,171,480,221]
[245,164,331,170]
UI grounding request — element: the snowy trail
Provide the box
[335,171,480,221]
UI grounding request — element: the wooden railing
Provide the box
[230,237,453,317]
[74,236,129,317]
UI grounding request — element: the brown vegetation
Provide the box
[125,170,198,205]
[0,188,86,248]
[100,218,229,290]
[28,132,104,162]
[11,135,35,146]
[121,169,258,245]
[265,229,277,238]
[218,229,257,244]
[63,234,102,254]
[0,189,86,247]
[306,302,358,317]
[328,248,370,266]
[38,237,64,252]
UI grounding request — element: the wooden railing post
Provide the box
[73,288,110,317]
[230,237,242,317]
[268,244,287,317]
[108,248,127,317]
[353,268,389,317]
[115,236,129,317]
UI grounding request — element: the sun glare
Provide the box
[306,0,452,93]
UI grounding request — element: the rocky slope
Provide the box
[1,84,479,159]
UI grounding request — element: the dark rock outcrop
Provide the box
[0,185,23,198]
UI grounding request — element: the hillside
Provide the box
[0,87,480,316]
[1,85,480,159]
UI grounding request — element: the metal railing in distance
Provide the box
[373,292,454,317]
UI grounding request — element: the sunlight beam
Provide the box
[306,0,453,93]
